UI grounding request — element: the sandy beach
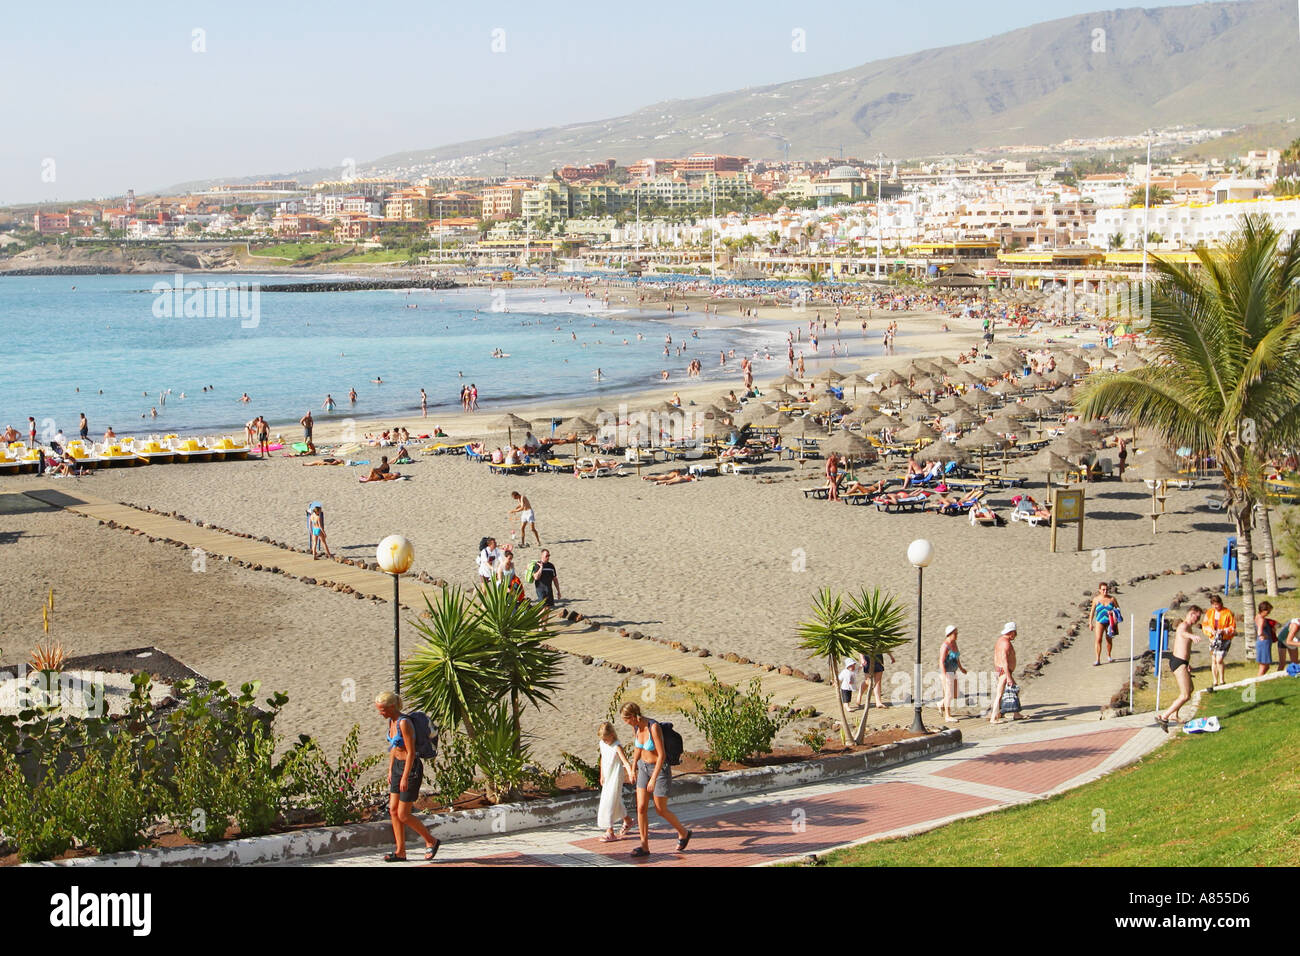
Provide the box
[0,297,1237,768]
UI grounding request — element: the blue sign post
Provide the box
[1149,607,1174,713]
[1223,536,1240,595]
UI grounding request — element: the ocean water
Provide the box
[0,274,830,439]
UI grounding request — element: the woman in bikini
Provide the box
[309,505,332,559]
[620,702,691,859]
[1090,582,1121,666]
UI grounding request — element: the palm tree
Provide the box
[1074,215,1300,648]
[402,588,499,739]
[1108,233,1126,251]
[472,580,563,755]
[797,588,908,744]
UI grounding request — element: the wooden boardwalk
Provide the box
[22,485,837,713]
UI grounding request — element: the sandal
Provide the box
[600,834,618,843]
[677,830,693,852]
[424,839,440,861]
[382,852,407,862]
[630,846,650,858]
[619,819,633,837]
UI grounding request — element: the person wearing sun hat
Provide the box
[838,657,860,711]
[989,622,1019,724]
[938,625,966,723]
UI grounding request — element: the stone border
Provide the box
[30,728,961,867]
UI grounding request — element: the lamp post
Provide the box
[906,538,934,734]
[376,535,415,694]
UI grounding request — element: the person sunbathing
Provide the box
[393,445,414,464]
[970,500,1002,525]
[303,457,344,466]
[366,456,392,481]
[874,488,932,505]
[1012,495,1050,520]
[843,477,894,496]
[644,470,696,485]
[934,488,981,509]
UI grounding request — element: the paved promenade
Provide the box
[283,716,1165,867]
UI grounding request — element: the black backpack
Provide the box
[402,712,440,760]
[656,720,684,766]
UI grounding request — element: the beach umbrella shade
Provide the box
[1020,448,1078,477]
[769,374,804,389]
[877,369,907,387]
[758,410,795,430]
[1019,372,1048,390]
[896,422,936,443]
[987,412,1026,436]
[1048,436,1094,464]
[811,394,850,416]
[864,413,902,433]
[933,394,971,414]
[1049,386,1076,404]
[814,368,848,384]
[560,416,599,458]
[1023,394,1057,414]
[943,409,983,429]
[840,372,873,400]
[911,376,944,394]
[740,402,778,425]
[766,387,797,404]
[823,431,875,462]
[933,355,959,369]
[957,427,1007,450]
[998,403,1035,421]
[495,413,535,446]
[948,368,984,386]
[878,383,919,404]
[901,401,939,422]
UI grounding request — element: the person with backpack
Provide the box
[375,691,440,862]
[528,549,560,608]
[620,701,691,859]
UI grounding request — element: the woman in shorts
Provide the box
[1255,602,1278,677]
[375,692,439,862]
[620,702,691,859]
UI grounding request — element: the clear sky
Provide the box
[1,0,1220,204]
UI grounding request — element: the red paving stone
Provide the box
[933,727,1140,795]
[571,782,999,866]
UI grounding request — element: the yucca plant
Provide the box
[401,588,499,739]
[797,587,908,744]
[1075,214,1300,649]
[473,579,563,756]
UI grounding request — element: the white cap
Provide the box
[1001,621,1017,635]
[944,625,958,637]
[845,659,857,666]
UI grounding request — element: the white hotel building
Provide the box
[1089,195,1300,249]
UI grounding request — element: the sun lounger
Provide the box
[488,462,535,476]
[688,462,717,478]
[802,486,830,499]
[1204,493,1227,511]
[935,492,984,516]
[537,458,574,473]
[719,460,755,475]
[1010,498,1051,526]
[873,493,932,514]
[840,492,875,506]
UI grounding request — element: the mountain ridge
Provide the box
[163,0,1300,193]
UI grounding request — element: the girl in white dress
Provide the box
[597,722,634,842]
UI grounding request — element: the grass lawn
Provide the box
[334,248,411,264]
[247,242,340,260]
[819,676,1300,866]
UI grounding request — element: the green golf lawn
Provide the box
[821,677,1300,866]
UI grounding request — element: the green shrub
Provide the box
[226,720,284,838]
[75,733,156,854]
[430,733,477,809]
[472,704,531,804]
[284,725,383,827]
[561,751,601,789]
[797,727,829,754]
[686,672,793,764]
[0,749,81,862]
[169,719,234,842]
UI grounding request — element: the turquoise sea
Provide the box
[0,274,835,438]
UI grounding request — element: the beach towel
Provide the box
[1182,716,1221,734]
